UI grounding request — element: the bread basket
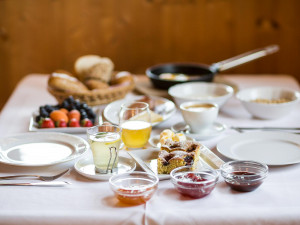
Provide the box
[48,55,136,106]
[47,77,135,106]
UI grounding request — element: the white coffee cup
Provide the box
[179,102,219,133]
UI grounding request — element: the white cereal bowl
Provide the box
[168,82,234,108]
[236,86,300,119]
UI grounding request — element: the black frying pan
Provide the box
[146,45,279,89]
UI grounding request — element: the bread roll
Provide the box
[84,79,109,90]
[74,55,114,83]
[48,72,89,93]
[111,71,134,86]
[53,69,74,77]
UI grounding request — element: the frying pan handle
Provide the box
[211,45,279,72]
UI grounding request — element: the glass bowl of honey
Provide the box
[109,171,159,205]
[220,160,268,192]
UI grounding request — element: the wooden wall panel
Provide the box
[1,0,300,109]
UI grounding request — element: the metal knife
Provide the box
[127,151,156,175]
[231,127,300,134]
[0,181,71,187]
[231,126,300,131]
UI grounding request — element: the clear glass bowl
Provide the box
[220,160,268,192]
[170,166,219,199]
[109,171,159,205]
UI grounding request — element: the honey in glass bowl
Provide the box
[109,172,158,205]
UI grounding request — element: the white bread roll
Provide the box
[74,55,114,83]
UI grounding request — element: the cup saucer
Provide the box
[171,122,226,140]
[74,156,136,181]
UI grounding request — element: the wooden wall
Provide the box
[1,0,300,109]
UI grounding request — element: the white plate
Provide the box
[103,96,176,126]
[129,148,216,180]
[0,132,88,166]
[148,135,195,148]
[217,131,300,166]
[171,122,226,140]
[74,156,136,181]
[29,108,101,134]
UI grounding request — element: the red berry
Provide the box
[186,173,196,180]
[56,119,67,128]
[81,118,93,127]
[40,118,55,128]
[185,173,205,182]
[69,118,80,127]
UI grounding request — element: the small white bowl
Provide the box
[168,82,234,108]
[236,86,300,119]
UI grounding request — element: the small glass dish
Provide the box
[170,166,219,199]
[220,160,268,192]
[109,171,159,205]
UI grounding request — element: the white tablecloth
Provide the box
[0,74,300,225]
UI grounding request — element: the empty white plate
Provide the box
[0,132,88,166]
[217,131,300,166]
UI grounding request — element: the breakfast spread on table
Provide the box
[1,52,300,208]
[9,72,300,202]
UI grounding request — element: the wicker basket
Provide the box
[48,81,135,106]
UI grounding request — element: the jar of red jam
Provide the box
[170,166,219,199]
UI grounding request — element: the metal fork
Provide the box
[0,168,70,181]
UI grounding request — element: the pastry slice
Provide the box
[161,140,201,154]
[157,150,199,174]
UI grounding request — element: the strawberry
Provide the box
[81,118,93,127]
[40,118,55,128]
[69,118,80,127]
[56,119,67,128]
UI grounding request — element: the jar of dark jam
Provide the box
[220,160,268,192]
